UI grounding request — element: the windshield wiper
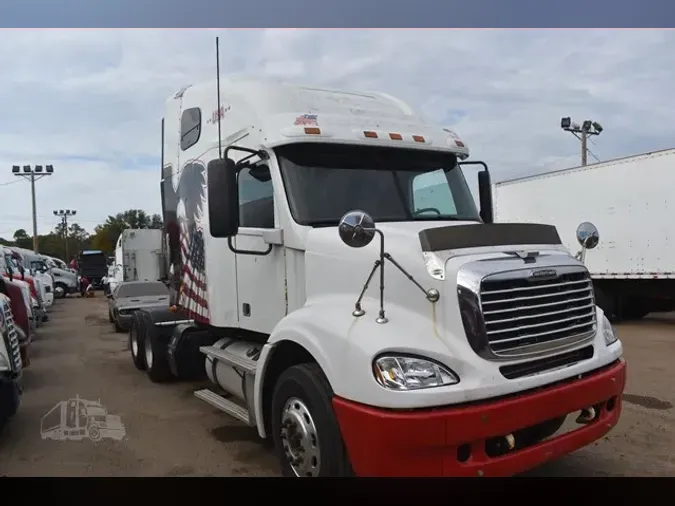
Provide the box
[412,216,480,222]
[306,220,339,228]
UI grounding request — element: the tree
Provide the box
[150,214,163,229]
[13,229,29,241]
[89,209,163,255]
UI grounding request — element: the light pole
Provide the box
[560,118,603,166]
[53,209,77,261]
[11,164,54,253]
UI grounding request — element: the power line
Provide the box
[0,179,22,187]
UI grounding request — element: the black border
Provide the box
[3,477,675,503]
[1,0,673,27]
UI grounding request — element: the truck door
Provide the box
[233,163,287,334]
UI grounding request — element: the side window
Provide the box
[180,108,201,151]
[238,164,274,229]
[412,169,458,216]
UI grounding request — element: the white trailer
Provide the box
[127,69,626,477]
[110,229,163,292]
[494,148,675,320]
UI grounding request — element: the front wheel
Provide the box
[145,324,173,383]
[129,312,147,371]
[271,363,353,477]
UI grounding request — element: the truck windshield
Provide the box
[275,143,480,227]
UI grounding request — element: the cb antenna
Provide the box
[216,36,223,159]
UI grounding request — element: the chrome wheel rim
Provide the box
[130,328,138,357]
[280,397,321,477]
[145,341,153,369]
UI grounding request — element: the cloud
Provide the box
[0,29,673,239]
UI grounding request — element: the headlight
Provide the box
[373,355,459,390]
[423,252,445,280]
[0,353,9,371]
[602,315,618,346]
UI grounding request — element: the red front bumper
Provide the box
[333,359,626,477]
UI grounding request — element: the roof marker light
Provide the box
[363,131,378,138]
[412,135,425,143]
[455,140,465,147]
[304,127,321,135]
[389,133,403,140]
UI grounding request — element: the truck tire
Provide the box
[113,318,125,333]
[54,283,67,300]
[593,284,617,321]
[145,322,174,383]
[271,363,353,477]
[129,312,147,371]
[620,298,649,320]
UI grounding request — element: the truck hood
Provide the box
[306,220,567,264]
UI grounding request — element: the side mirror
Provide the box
[576,222,599,250]
[477,170,493,224]
[338,210,376,248]
[208,158,240,238]
[106,293,113,299]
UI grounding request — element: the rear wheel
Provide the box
[271,363,353,477]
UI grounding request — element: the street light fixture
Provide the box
[53,209,77,261]
[11,164,55,253]
[560,117,603,166]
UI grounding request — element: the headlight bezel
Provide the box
[372,353,460,391]
[601,315,618,346]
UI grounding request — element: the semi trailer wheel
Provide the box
[129,312,147,371]
[271,363,353,477]
[145,323,173,383]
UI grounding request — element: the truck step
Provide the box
[199,346,257,373]
[194,389,251,425]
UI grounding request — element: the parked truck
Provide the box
[110,229,164,291]
[41,255,79,298]
[494,148,675,321]
[0,290,22,431]
[78,250,108,288]
[128,74,626,477]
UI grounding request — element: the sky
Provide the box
[0,29,674,239]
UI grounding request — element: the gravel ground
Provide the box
[0,296,673,476]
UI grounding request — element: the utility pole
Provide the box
[560,118,603,166]
[53,209,77,261]
[11,164,55,253]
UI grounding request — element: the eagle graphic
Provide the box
[162,160,210,322]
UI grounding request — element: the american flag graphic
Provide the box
[179,220,210,323]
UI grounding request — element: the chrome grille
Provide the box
[2,298,22,372]
[479,267,596,358]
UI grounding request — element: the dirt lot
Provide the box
[0,295,673,476]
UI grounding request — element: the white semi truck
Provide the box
[494,148,675,321]
[128,73,626,477]
[109,229,164,293]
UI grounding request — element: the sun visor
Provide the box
[419,223,562,252]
